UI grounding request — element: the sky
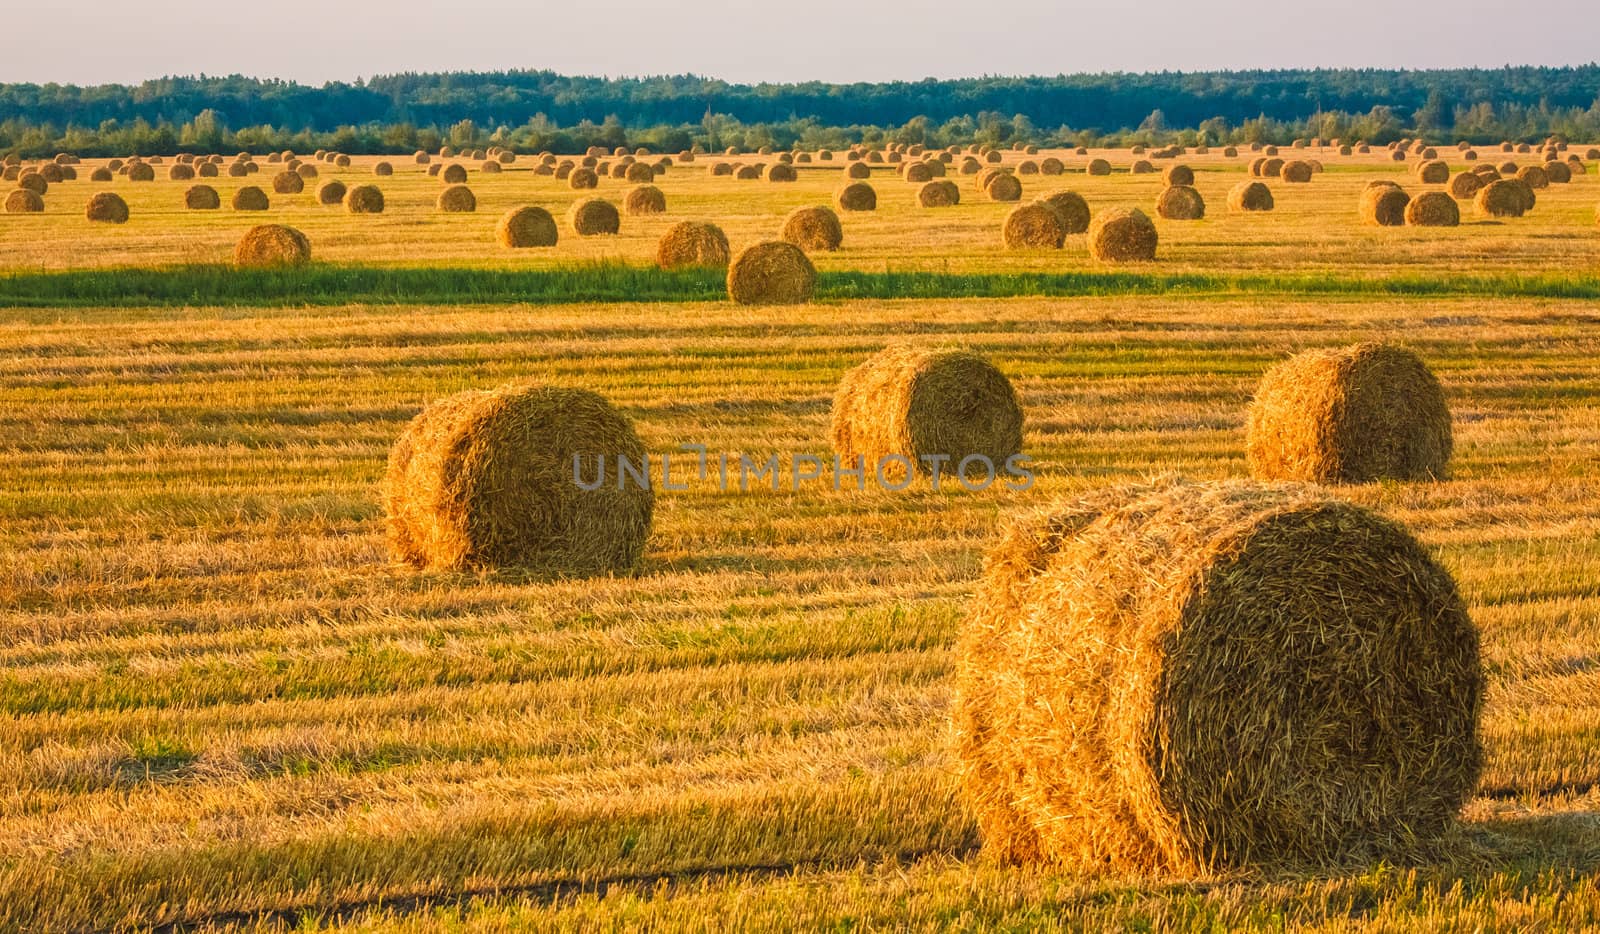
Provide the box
[7,0,1600,86]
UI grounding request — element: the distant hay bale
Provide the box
[1223,146,1238,157]
[1447,172,1485,199]
[345,184,385,214]
[846,161,871,179]
[568,197,620,235]
[441,164,468,184]
[184,184,220,210]
[1086,158,1111,176]
[1002,201,1067,248]
[624,184,666,215]
[296,163,318,179]
[128,163,156,182]
[233,224,310,267]
[959,158,982,175]
[768,163,798,182]
[436,185,476,212]
[569,167,599,190]
[1040,157,1064,175]
[782,205,844,252]
[231,186,269,211]
[85,191,129,223]
[835,181,876,211]
[414,151,430,165]
[656,220,729,268]
[918,180,960,207]
[373,161,393,177]
[1086,207,1157,262]
[735,164,762,180]
[1017,160,1039,175]
[497,206,558,248]
[1516,165,1549,189]
[904,162,933,183]
[625,161,655,183]
[1405,191,1460,227]
[708,162,732,176]
[1228,181,1274,212]
[382,383,653,574]
[953,476,1483,874]
[1162,164,1194,186]
[335,154,351,167]
[726,240,816,304]
[1156,184,1205,220]
[168,164,195,181]
[1280,160,1313,182]
[1247,343,1452,482]
[829,344,1023,482]
[4,188,44,213]
[1261,157,1284,177]
[272,171,304,194]
[1041,190,1090,233]
[1471,164,1500,179]
[1475,179,1531,218]
[197,163,218,178]
[1129,159,1156,175]
[1359,185,1410,226]
[985,173,1023,202]
[90,167,113,182]
[1415,160,1449,184]
[317,179,347,205]
[481,160,502,174]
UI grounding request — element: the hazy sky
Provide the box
[7,0,1599,86]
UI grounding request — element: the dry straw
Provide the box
[232,186,269,211]
[374,161,393,177]
[1086,207,1157,262]
[656,221,730,269]
[184,184,220,210]
[1162,164,1194,186]
[829,344,1022,482]
[437,185,476,212]
[918,180,960,207]
[1086,158,1111,176]
[496,206,558,248]
[345,184,385,213]
[317,180,347,205]
[4,188,44,213]
[383,383,653,574]
[985,173,1023,202]
[624,185,666,215]
[953,476,1483,875]
[1415,160,1450,184]
[1156,185,1205,220]
[1475,179,1531,218]
[1002,202,1067,248]
[1041,191,1090,233]
[1228,181,1274,212]
[1280,160,1313,182]
[233,224,310,267]
[726,240,816,304]
[441,164,468,184]
[1405,191,1460,227]
[1246,343,1452,483]
[272,171,304,194]
[1359,184,1409,226]
[781,205,844,252]
[569,167,599,190]
[567,197,619,235]
[85,191,129,223]
[835,181,876,211]
[1448,172,1484,199]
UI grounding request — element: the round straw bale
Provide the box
[497,206,558,248]
[1041,190,1090,233]
[1040,157,1064,175]
[1414,160,1449,184]
[1405,191,1460,227]
[1228,181,1274,212]
[568,197,619,235]
[5,188,44,213]
[846,161,871,179]
[985,173,1023,202]
[954,476,1482,873]
[1543,161,1571,184]
[569,167,599,190]
[91,167,113,182]
[625,161,655,183]
[1156,184,1205,220]
[414,151,430,165]
[1516,165,1548,189]
[1280,160,1313,182]
[435,185,475,212]
[1261,157,1284,177]
[1129,160,1156,175]
[233,224,309,267]
[439,164,466,184]
[344,184,385,214]
[1475,179,1531,217]
[768,163,798,182]
[1247,343,1451,482]
[230,186,269,211]
[708,162,732,177]
[624,184,666,215]
[184,184,220,210]
[726,240,816,304]
[1086,207,1157,262]
[1162,164,1194,186]
[16,172,46,195]
[168,164,195,181]
[1447,172,1484,199]
[782,205,843,252]
[481,160,502,174]
[1359,185,1410,226]
[830,344,1022,483]
[918,179,960,207]
[1002,201,1066,248]
[656,220,729,269]
[85,191,129,223]
[374,161,393,176]
[382,383,653,574]
[272,171,304,195]
[835,181,876,211]
[197,163,218,178]
[735,165,762,180]
[128,163,156,182]
[1086,158,1112,176]
[1017,160,1039,175]
[316,179,347,205]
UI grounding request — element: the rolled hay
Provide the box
[295,163,318,179]
[480,160,503,175]
[726,240,816,304]
[1405,191,1460,227]
[497,206,558,248]
[846,161,871,179]
[197,162,218,178]
[1002,201,1067,248]
[707,162,732,177]
[1280,160,1313,183]
[5,188,44,213]
[622,161,654,183]
[272,171,304,195]
[436,185,476,213]
[90,167,113,182]
[835,181,877,212]
[1516,165,1549,189]
[568,167,599,190]
[128,163,155,182]
[184,184,221,210]
[374,161,394,177]
[1472,164,1501,179]
[1544,161,1572,184]
[1228,181,1274,212]
[1017,160,1039,175]
[1086,207,1157,262]
[1162,164,1194,187]
[1447,172,1485,199]
[568,197,620,235]
[1223,146,1239,157]
[985,173,1023,202]
[1248,157,1268,177]
[16,172,46,195]
[344,184,385,214]
[1156,184,1205,220]
[624,184,666,215]
[1498,160,1518,174]
[656,220,730,269]
[1086,158,1112,176]
[1414,160,1449,184]
[1475,179,1531,218]
[1261,157,1285,177]
[1040,157,1064,175]
[382,383,653,574]
[231,186,269,211]
[781,205,844,252]
[953,476,1483,874]
[233,224,310,267]
[441,164,468,185]
[734,164,762,180]
[1359,185,1410,226]
[768,163,798,182]
[829,344,1023,483]
[918,179,960,207]
[1041,190,1091,233]
[1588,148,1600,160]
[168,164,195,181]
[84,191,130,223]
[414,151,430,165]
[334,154,351,168]
[316,179,348,206]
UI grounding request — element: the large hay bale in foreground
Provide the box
[383,383,653,574]
[5,188,44,213]
[497,206,558,248]
[1247,343,1452,483]
[726,241,816,304]
[568,197,620,235]
[624,184,666,215]
[184,184,221,210]
[1228,181,1274,212]
[954,476,1483,874]
[1086,207,1157,262]
[835,181,876,212]
[1359,184,1410,226]
[830,344,1023,483]
[1002,201,1066,248]
[1405,191,1460,227]
[1156,185,1205,220]
[918,180,960,207]
[1041,190,1090,233]
[85,191,129,223]
[782,205,843,252]
[1475,179,1531,218]
[233,224,310,267]
[656,221,730,269]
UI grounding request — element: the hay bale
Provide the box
[836,181,876,211]
[1156,184,1205,220]
[656,220,729,268]
[985,173,1023,202]
[436,185,476,212]
[272,171,304,194]
[1040,157,1064,175]
[1516,165,1548,189]
[335,154,351,168]
[497,206,558,248]
[344,184,385,214]
[414,151,431,165]
[726,241,816,305]
[568,197,620,235]
[374,161,394,177]
[768,163,798,182]
[1129,159,1156,175]
[569,167,599,190]
[1261,157,1284,177]
[1475,179,1531,218]
[316,179,347,205]
[1447,172,1485,199]
[782,205,844,252]
[16,172,46,195]
[1248,157,1267,177]
[197,162,218,178]
[233,224,310,267]
[1086,207,1157,262]
[481,160,503,175]
[1086,158,1112,176]
[1002,201,1067,248]
[1414,160,1449,184]
[231,186,269,211]
[918,180,960,207]
[953,476,1482,873]
[4,188,44,213]
[1228,181,1274,212]
[1405,191,1460,227]
[846,161,871,179]
[1280,160,1313,182]
[1544,161,1572,184]
[168,164,195,181]
[829,344,1023,482]
[735,165,762,180]
[128,163,155,182]
[382,383,653,574]
[624,184,666,215]
[708,162,732,177]
[1041,190,1090,233]
[441,164,468,184]
[1359,185,1410,226]
[1162,164,1194,186]
[1017,160,1039,175]
[90,167,113,182]
[184,184,220,210]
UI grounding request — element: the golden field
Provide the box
[2,144,1600,931]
